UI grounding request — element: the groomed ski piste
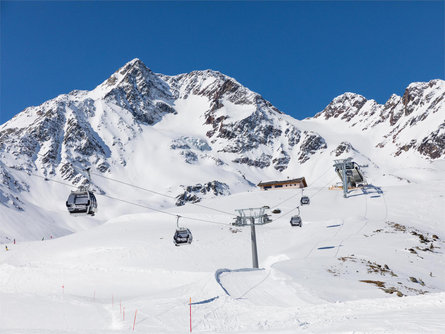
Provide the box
[1,164,445,333]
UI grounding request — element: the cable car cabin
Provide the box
[173,227,193,246]
[300,196,310,205]
[290,215,302,227]
[66,190,97,216]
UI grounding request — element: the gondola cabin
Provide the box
[290,215,302,227]
[66,190,97,216]
[173,227,193,246]
[300,196,310,205]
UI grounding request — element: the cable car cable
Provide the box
[269,165,335,209]
[7,151,236,217]
[100,193,228,226]
[3,164,228,226]
[91,172,236,217]
[4,156,337,227]
[269,175,338,223]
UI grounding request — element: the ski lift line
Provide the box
[270,193,299,210]
[268,175,338,224]
[18,151,333,217]
[15,169,76,189]
[8,156,234,218]
[269,165,333,209]
[270,176,337,222]
[7,160,337,226]
[3,163,86,190]
[177,214,227,226]
[91,172,237,217]
[309,165,336,186]
[32,173,74,188]
[6,165,227,227]
[272,205,300,222]
[100,193,177,217]
[91,172,177,198]
[269,165,336,210]
[99,193,227,226]
[307,175,339,200]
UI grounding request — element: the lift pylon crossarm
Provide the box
[234,207,272,268]
[234,207,272,226]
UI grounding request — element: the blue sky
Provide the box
[1,1,443,124]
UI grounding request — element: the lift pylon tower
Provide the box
[334,158,367,198]
[334,158,352,198]
[233,207,271,269]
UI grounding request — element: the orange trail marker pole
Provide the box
[133,309,138,331]
[189,297,192,332]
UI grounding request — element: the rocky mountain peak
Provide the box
[96,59,176,125]
[311,79,445,160]
[314,92,367,121]
[100,58,160,91]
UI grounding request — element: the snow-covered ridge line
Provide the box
[314,79,445,160]
[0,58,444,241]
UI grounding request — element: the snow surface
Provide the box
[1,176,444,333]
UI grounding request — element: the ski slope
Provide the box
[1,172,444,333]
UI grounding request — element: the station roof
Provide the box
[257,177,307,187]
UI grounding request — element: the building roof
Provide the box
[257,177,307,187]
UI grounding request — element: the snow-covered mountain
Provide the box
[0,58,444,240]
[314,79,445,160]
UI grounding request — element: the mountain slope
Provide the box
[1,181,444,333]
[0,58,444,241]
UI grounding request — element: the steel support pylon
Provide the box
[250,217,259,269]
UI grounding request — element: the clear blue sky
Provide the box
[1,1,444,124]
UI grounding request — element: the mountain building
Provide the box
[257,177,307,190]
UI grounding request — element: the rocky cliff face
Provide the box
[160,68,326,171]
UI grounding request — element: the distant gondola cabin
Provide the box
[258,177,307,191]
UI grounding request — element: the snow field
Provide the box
[1,179,445,332]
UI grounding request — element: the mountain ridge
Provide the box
[0,58,444,240]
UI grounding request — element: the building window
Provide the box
[264,186,272,190]
[275,185,283,188]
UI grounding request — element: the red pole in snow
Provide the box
[189,297,192,332]
[133,309,138,331]
[123,307,125,321]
